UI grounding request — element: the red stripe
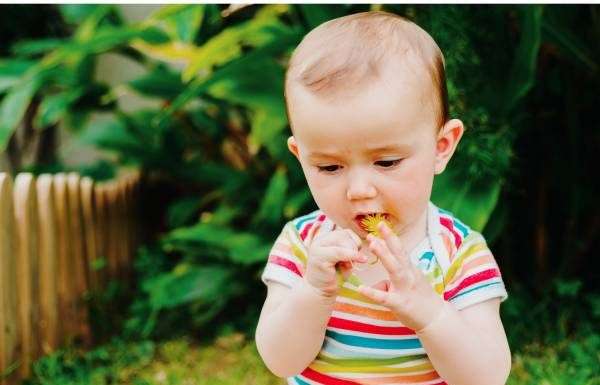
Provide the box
[301,367,361,385]
[300,223,313,240]
[269,255,302,277]
[439,216,462,249]
[300,214,326,240]
[444,268,500,300]
[328,317,414,335]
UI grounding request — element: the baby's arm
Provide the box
[416,298,511,385]
[255,280,336,377]
[359,222,510,385]
[256,228,365,377]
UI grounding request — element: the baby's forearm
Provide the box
[255,279,334,378]
[416,302,511,385]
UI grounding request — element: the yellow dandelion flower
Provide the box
[360,213,392,238]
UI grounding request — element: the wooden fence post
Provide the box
[13,173,40,377]
[36,175,59,355]
[66,173,92,347]
[80,177,100,293]
[52,173,76,345]
[0,174,19,384]
[93,184,108,289]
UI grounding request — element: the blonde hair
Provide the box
[285,11,449,129]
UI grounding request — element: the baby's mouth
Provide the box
[354,213,392,234]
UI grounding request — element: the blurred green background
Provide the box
[0,4,598,385]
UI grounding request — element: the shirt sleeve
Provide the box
[443,231,508,310]
[261,221,309,289]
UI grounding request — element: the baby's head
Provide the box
[285,11,464,239]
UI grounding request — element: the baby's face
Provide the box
[287,68,443,239]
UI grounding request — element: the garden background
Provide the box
[0,4,598,385]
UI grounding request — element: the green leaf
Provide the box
[284,187,313,219]
[143,264,232,310]
[59,4,106,25]
[34,88,84,129]
[0,59,35,93]
[164,223,271,265]
[77,115,153,162]
[252,166,288,227]
[207,55,288,155]
[181,5,290,82]
[156,27,300,123]
[503,5,544,114]
[11,38,66,57]
[431,166,502,232]
[298,4,348,29]
[0,77,43,151]
[128,66,186,99]
[152,5,206,43]
[167,197,202,228]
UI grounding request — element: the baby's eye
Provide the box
[375,159,402,168]
[317,165,341,173]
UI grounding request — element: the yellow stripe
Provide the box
[311,360,433,374]
[444,238,487,285]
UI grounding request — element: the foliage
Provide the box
[26,338,155,385]
[1,4,598,345]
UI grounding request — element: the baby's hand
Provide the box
[358,222,445,331]
[305,228,368,298]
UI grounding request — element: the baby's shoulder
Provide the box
[434,206,491,264]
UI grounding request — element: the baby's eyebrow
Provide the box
[308,144,409,159]
[364,144,410,154]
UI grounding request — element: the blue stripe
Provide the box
[321,339,424,358]
[293,376,310,385]
[453,219,469,237]
[451,280,503,300]
[419,251,434,262]
[294,212,319,231]
[325,330,422,350]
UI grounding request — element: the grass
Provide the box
[26,331,599,385]
[27,333,283,385]
[117,334,283,385]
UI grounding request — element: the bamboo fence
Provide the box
[0,171,140,383]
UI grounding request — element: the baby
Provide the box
[256,11,510,385]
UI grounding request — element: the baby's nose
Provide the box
[346,175,377,200]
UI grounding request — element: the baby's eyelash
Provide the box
[317,165,341,173]
[375,159,402,167]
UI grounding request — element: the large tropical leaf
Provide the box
[0,59,35,92]
[0,75,44,151]
[164,222,272,265]
[502,5,544,114]
[143,264,232,310]
[251,166,289,227]
[431,166,502,232]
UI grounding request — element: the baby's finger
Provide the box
[358,284,390,307]
[367,234,404,284]
[322,246,367,264]
[378,222,408,265]
[344,228,362,248]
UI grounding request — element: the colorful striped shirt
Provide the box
[261,202,508,385]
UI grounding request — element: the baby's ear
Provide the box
[287,136,300,159]
[434,119,464,175]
